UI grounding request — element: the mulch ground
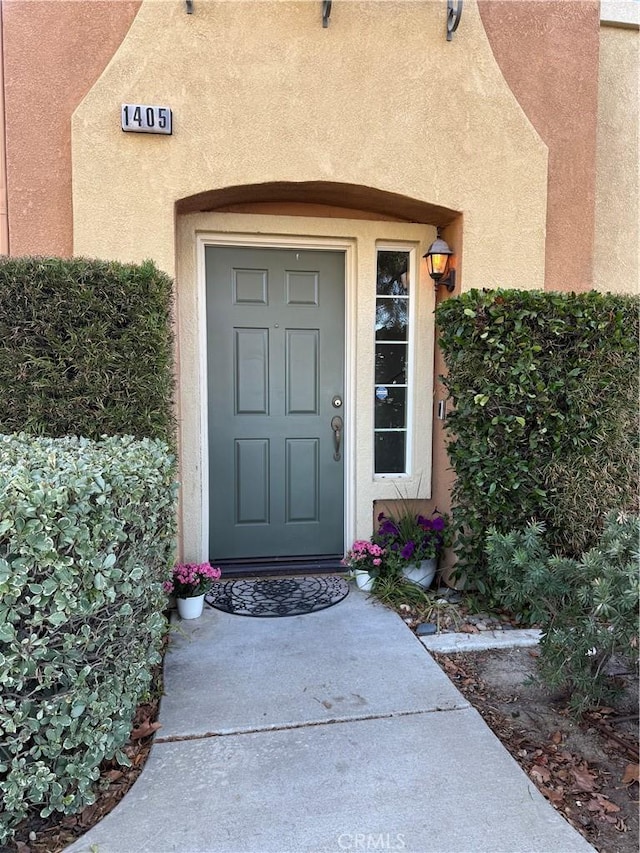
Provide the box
[432,648,639,853]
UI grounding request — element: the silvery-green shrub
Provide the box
[0,433,177,843]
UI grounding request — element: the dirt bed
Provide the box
[433,647,639,853]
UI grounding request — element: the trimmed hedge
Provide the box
[0,257,175,446]
[0,433,177,844]
[436,289,639,589]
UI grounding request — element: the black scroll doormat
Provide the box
[206,575,349,618]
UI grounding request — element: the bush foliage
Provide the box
[0,433,177,844]
[0,256,175,446]
[485,513,639,713]
[436,289,639,588]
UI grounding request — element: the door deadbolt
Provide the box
[332,396,343,408]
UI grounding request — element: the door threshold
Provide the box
[214,556,346,579]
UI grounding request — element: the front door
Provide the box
[206,246,345,562]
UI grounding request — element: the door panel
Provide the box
[286,329,319,414]
[206,246,345,560]
[235,439,269,524]
[285,438,319,523]
[235,328,269,414]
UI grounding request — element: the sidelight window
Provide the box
[374,249,413,475]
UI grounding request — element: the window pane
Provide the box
[374,431,406,474]
[375,343,407,384]
[375,248,411,476]
[375,387,406,429]
[375,299,408,341]
[376,251,409,296]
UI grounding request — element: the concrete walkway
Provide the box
[68,588,593,853]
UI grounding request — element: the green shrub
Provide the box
[0,432,177,844]
[485,512,639,713]
[436,289,639,588]
[0,256,175,446]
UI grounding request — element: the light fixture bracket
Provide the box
[447,0,463,41]
[437,270,456,293]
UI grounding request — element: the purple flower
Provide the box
[401,541,415,560]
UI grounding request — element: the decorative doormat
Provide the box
[206,575,349,618]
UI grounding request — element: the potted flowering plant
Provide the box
[342,540,386,592]
[373,510,451,588]
[164,562,222,619]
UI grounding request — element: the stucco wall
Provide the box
[2,1,605,294]
[593,23,640,294]
[477,0,600,292]
[71,0,547,292]
[1,0,140,256]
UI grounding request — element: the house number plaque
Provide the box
[121,104,172,135]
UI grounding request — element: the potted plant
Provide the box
[163,562,222,619]
[373,510,451,589]
[342,540,386,592]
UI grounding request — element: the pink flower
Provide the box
[165,562,222,597]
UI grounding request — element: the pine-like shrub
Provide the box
[485,513,639,713]
[0,432,177,844]
[0,257,175,446]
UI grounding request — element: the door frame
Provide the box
[196,232,356,562]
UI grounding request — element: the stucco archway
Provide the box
[176,181,460,227]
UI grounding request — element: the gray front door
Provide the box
[206,246,345,561]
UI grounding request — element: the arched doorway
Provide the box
[175,182,461,571]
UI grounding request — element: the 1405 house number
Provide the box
[121,104,172,135]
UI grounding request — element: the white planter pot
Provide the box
[402,559,437,589]
[353,570,375,592]
[177,594,205,619]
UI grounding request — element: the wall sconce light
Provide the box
[424,234,456,292]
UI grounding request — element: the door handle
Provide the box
[331,415,343,461]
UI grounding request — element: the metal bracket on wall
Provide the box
[185,0,193,13]
[446,0,463,41]
[322,0,332,28]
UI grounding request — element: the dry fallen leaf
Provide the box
[130,720,162,740]
[621,763,639,786]
[551,730,562,745]
[571,763,598,793]
[587,793,620,815]
[530,764,552,784]
[541,785,565,804]
[104,769,124,782]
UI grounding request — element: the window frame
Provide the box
[373,243,418,479]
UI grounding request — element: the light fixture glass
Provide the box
[424,235,455,292]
